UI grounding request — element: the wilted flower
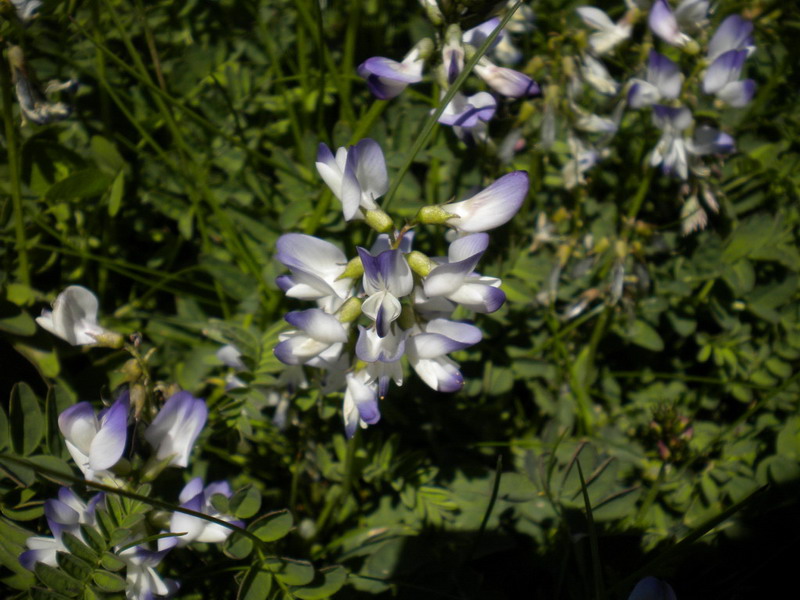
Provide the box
[144,391,207,468]
[9,46,75,125]
[58,393,129,481]
[170,478,243,545]
[36,285,121,347]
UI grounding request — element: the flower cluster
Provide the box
[358,3,538,141]
[275,138,528,436]
[27,287,242,599]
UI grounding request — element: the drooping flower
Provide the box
[650,105,693,179]
[58,393,129,481]
[342,370,380,439]
[358,44,427,100]
[628,51,683,109]
[36,285,120,347]
[406,319,481,392]
[315,138,389,221]
[144,391,207,468]
[119,536,179,600]
[439,171,529,233]
[274,309,349,366]
[423,233,506,313]
[170,478,243,545]
[275,233,353,313]
[20,488,101,570]
[702,50,755,107]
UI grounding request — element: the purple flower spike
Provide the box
[58,394,129,481]
[442,171,529,233]
[649,0,689,47]
[144,391,207,468]
[474,58,539,98]
[708,15,754,62]
[358,48,425,100]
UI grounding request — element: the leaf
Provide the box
[249,510,294,543]
[619,320,664,352]
[229,485,262,519]
[107,171,125,217]
[46,169,114,201]
[90,136,125,175]
[56,551,93,582]
[99,551,125,572]
[9,382,44,456]
[237,565,273,600]
[0,402,9,451]
[79,525,107,555]
[91,570,127,593]
[292,566,347,599]
[27,455,75,484]
[0,309,36,336]
[270,558,315,586]
[61,533,100,564]
[223,532,254,559]
[34,562,84,597]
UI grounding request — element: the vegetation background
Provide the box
[1,0,799,598]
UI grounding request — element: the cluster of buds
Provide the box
[28,287,242,598]
[275,138,528,437]
[358,3,538,141]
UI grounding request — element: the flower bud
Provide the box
[416,205,453,226]
[338,256,364,280]
[338,297,363,323]
[120,358,142,382]
[130,383,147,419]
[407,250,436,277]
[365,209,395,233]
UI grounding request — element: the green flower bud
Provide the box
[365,209,395,234]
[339,256,364,280]
[338,297,363,323]
[407,251,437,277]
[417,205,454,226]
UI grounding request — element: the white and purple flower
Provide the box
[440,171,529,233]
[170,478,243,545]
[628,51,682,109]
[358,44,426,100]
[144,391,207,469]
[36,285,119,347]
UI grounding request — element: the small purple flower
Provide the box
[648,0,690,47]
[315,138,389,221]
[357,247,413,337]
[274,309,348,366]
[119,536,179,600]
[650,105,693,179]
[406,319,482,392]
[343,370,380,438]
[358,47,425,100]
[423,233,506,313]
[170,478,244,545]
[474,58,539,98]
[58,393,129,481]
[628,51,682,109]
[702,50,755,107]
[576,6,633,55]
[438,91,496,130]
[276,233,353,313]
[688,125,735,155]
[144,391,207,468]
[441,171,529,233]
[707,15,754,62]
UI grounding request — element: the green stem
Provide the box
[1,46,29,285]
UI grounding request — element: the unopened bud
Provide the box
[365,209,395,234]
[413,38,435,60]
[339,256,364,280]
[614,239,627,259]
[683,39,700,56]
[338,297,363,323]
[407,251,436,277]
[130,384,147,419]
[93,330,125,349]
[120,358,142,382]
[416,205,453,226]
[399,305,417,330]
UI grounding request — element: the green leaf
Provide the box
[269,558,315,586]
[46,169,114,201]
[229,485,262,519]
[0,402,9,451]
[108,171,125,217]
[237,565,273,600]
[0,308,36,335]
[249,510,293,542]
[223,532,254,559]
[30,588,73,600]
[292,566,347,599]
[90,136,125,175]
[9,382,44,456]
[79,525,107,555]
[91,570,127,593]
[61,533,100,564]
[27,455,75,484]
[210,493,230,514]
[619,320,664,352]
[99,551,126,572]
[34,562,84,597]
[56,551,93,582]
